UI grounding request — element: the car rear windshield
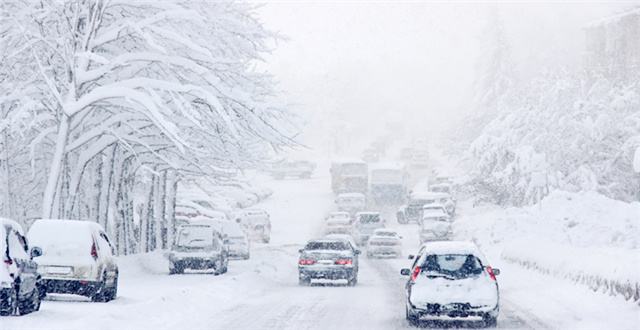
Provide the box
[421,254,483,279]
[375,231,396,237]
[358,214,380,223]
[305,241,349,251]
[176,225,214,249]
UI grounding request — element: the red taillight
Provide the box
[411,266,421,282]
[91,242,98,260]
[335,258,352,265]
[298,259,315,265]
[486,266,496,281]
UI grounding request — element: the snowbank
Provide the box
[455,190,640,304]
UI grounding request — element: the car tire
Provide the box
[104,273,118,302]
[18,285,41,314]
[483,315,497,328]
[406,305,419,327]
[91,275,108,302]
[242,254,250,260]
[0,286,18,316]
[298,276,311,286]
[169,262,184,275]
[347,275,358,286]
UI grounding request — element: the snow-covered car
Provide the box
[419,211,452,243]
[167,220,229,275]
[401,241,500,327]
[325,211,351,223]
[221,221,250,260]
[1,219,42,315]
[429,183,452,194]
[422,204,448,218]
[323,217,353,235]
[269,160,316,179]
[298,239,360,286]
[352,212,385,245]
[235,209,271,243]
[366,228,402,258]
[397,196,430,224]
[27,219,118,302]
[335,193,366,215]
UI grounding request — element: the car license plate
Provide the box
[47,266,73,274]
[318,260,333,265]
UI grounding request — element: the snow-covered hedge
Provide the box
[455,190,640,304]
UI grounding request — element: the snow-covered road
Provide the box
[3,173,638,330]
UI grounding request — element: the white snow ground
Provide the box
[2,171,639,330]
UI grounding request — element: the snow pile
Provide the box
[455,190,640,304]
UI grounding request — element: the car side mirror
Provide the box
[400,268,411,276]
[298,249,304,254]
[493,268,501,276]
[30,246,42,258]
[408,254,415,260]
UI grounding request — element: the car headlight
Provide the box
[0,281,12,289]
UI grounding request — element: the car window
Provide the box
[305,241,349,251]
[421,254,483,279]
[8,230,29,260]
[411,247,425,269]
[98,232,113,256]
[358,214,380,224]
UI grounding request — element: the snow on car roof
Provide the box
[368,162,406,171]
[337,192,365,198]
[422,209,449,218]
[356,211,380,216]
[30,219,103,230]
[328,211,350,216]
[331,158,366,165]
[420,241,486,260]
[373,228,396,235]
[410,191,450,199]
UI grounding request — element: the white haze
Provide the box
[257,1,633,155]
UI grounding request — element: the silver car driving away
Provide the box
[298,239,360,286]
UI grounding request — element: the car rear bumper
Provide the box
[408,302,499,322]
[172,257,222,270]
[43,279,101,296]
[299,268,355,280]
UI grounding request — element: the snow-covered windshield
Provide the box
[358,214,381,224]
[176,226,214,249]
[422,254,483,279]
[305,241,349,251]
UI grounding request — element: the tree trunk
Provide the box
[42,116,71,219]
[164,171,178,250]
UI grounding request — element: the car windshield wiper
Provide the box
[425,273,456,280]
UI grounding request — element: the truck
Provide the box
[330,159,368,194]
[368,163,407,204]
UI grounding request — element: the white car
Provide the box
[325,211,351,223]
[324,234,358,250]
[419,210,451,243]
[235,209,271,243]
[402,241,500,327]
[422,204,448,217]
[27,219,118,302]
[324,217,352,235]
[167,220,229,275]
[366,229,402,258]
[352,212,385,245]
[335,193,366,215]
[222,221,250,260]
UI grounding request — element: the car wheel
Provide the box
[91,274,108,302]
[262,237,270,244]
[347,275,358,286]
[483,315,497,328]
[0,287,18,316]
[18,285,41,314]
[243,254,250,260]
[105,274,118,301]
[298,276,311,286]
[169,262,184,275]
[406,305,419,327]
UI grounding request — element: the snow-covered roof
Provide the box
[355,211,380,216]
[368,162,406,171]
[30,219,103,231]
[422,209,449,218]
[419,241,483,257]
[373,228,397,235]
[410,191,450,200]
[337,192,365,199]
[331,158,366,165]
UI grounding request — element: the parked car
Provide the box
[221,221,250,260]
[167,220,229,275]
[401,241,500,327]
[235,209,271,243]
[366,229,402,258]
[27,219,118,302]
[352,212,385,245]
[335,193,366,215]
[298,239,360,286]
[419,211,452,243]
[1,219,42,315]
[323,217,352,235]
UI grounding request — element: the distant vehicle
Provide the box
[27,219,118,302]
[362,148,380,163]
[1,219,42,315]
[335,193,366,215]
[323,217,352,236]
[325,211,351,223]
[429,183,452,195]
[220,221,250,260]
[369,163,408,204]
[236,209,271,243]
[401,241,500,327]
[323,234,358,250]
[167,220,229,275]
[397,192,440,224]
[353,212,385,245]
[330,160,368,193]
[419,211,451,243]
[298,239,360,286]
[400,147,415,161]
[270,160,316,179]
[422,204,448,217]
[366,228,402,258]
